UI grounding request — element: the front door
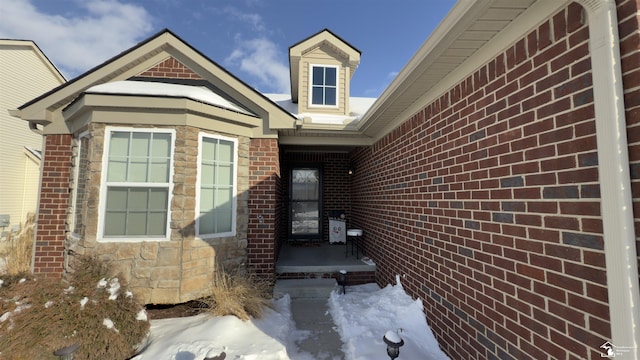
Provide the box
[289,166,322,240]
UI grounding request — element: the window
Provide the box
[99,128,174,240]
[310,65,337,106]
[197,134,237,237]
[72,132,90,236]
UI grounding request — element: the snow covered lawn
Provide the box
[133,278,450,359]
[329,278,449,360]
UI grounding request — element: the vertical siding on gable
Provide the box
[350,3,614,359]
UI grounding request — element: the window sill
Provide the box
[97,237,171,243]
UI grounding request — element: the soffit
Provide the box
[358,0,538,139]
[63,93,262,138]
[278,130,371,147]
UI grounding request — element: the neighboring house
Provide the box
[11,0,640,358]
[0,40,65,235]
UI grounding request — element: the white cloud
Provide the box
[362,70,400,97]
[221,6,266,33]
[204,5,287,93]
[225,37,290,94]
[0,0,154,78]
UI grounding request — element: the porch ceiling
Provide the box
[278,127,372,147]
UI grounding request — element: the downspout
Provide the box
[28,121,43,135]
[579,0,640,354]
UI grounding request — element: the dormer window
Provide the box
[310,65,338,106]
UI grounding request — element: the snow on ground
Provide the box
[132,295,296,360]
[133,278,449,359]
[329,276,450,360]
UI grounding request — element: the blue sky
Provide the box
[0,0,456,97]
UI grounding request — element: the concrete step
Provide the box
[273,278,338,299]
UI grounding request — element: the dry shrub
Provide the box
[0,256,149,359]
[202,266,272,321]
[0,214,35,275]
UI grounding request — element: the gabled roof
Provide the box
[0,39,66,84]
[279,0,551,147]
[289,29,361,103]
[15,29,296,134]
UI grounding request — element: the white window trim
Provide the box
[70,130,90,239]
[195,132,238,239]
[97,126,175,242]
[308,63,339,109]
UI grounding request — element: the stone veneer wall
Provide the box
[68,123,250,304]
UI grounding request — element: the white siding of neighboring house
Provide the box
[0,41,65,233]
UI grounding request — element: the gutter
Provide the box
[356,0,479,136]
[581,0,640,355]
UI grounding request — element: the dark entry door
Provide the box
[289,167,321,240]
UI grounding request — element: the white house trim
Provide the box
[97,126,176,242]
[307,63,340,109]
[195,132,238,239]
[577,0,640,355]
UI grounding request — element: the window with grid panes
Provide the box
[100,128,173,239]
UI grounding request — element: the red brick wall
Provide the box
[136,57,203,79]
[620,0,640,284]
[33,134,73,278]
[350,3,612,358]
[247,138,280,279]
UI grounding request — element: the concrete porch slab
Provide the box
[276,241,376,274]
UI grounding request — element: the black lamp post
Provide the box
[383,330,404,359]
[204,349,226,360]
[337,269,347,294]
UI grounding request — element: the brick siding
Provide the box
[33,134,73,278]
[247,138,281,279]
[350,3,617,358]
[137,57,203,79]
